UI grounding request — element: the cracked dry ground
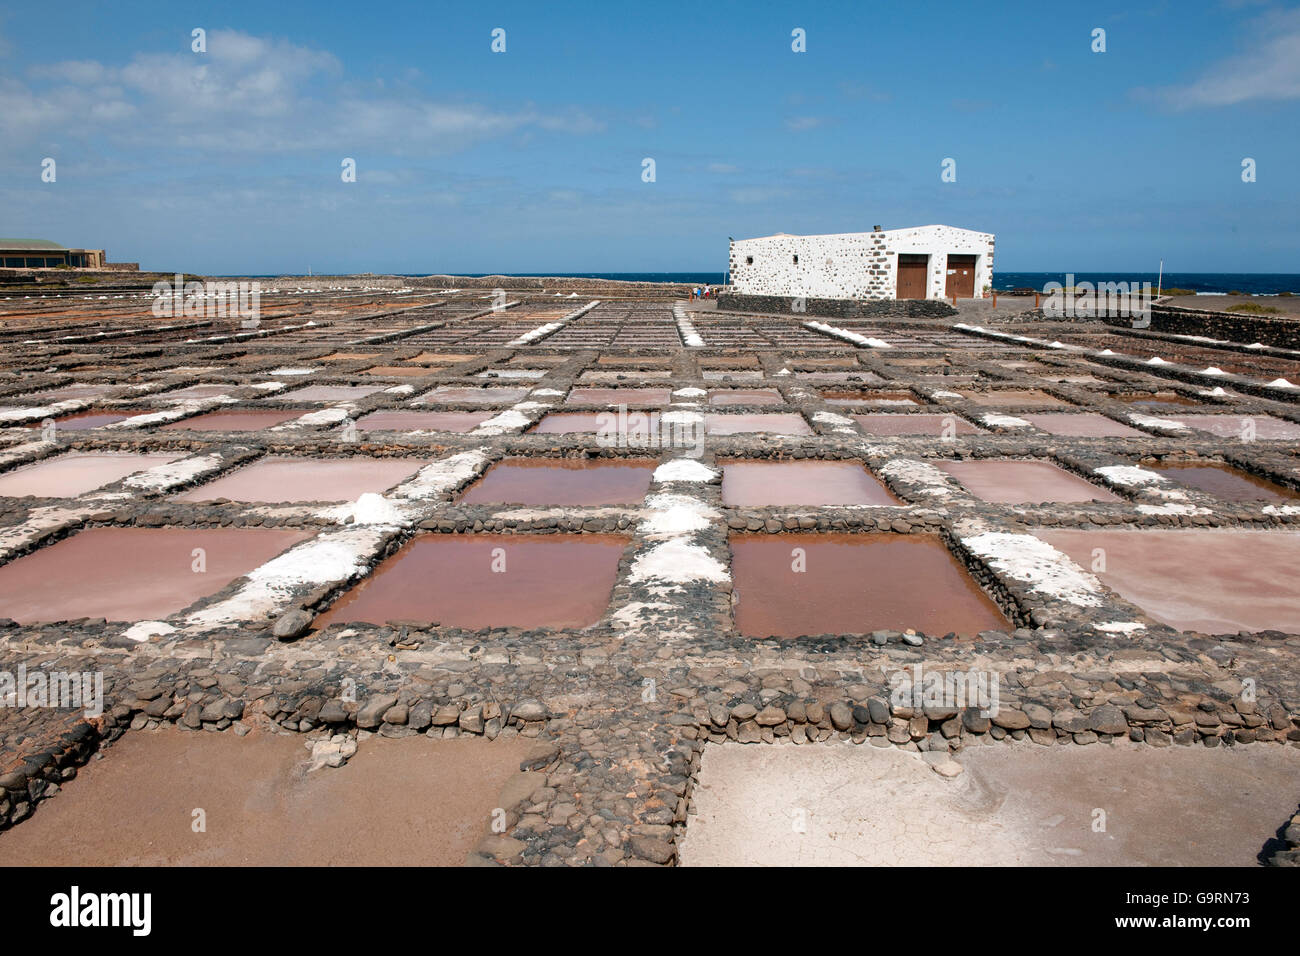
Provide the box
[0,284,1298,866]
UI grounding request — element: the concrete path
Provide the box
[680,739,1300,866]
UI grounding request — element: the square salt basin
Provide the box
[704,413,812,435]
[796,372,887,385]
[1112,392,1201,408]
[852,414,984,436]
[702,356,759,368]
[42,410,130,430]
[314,534,628,630]
[730,534,1008,638]
[708,389,783,407]
[1149,462,1300,503]
[174,456,430,503]
[564,387,672,406]
[824,391,919,407]
[786,357,858,367]
[0,526,310,623]
[161,409,309,431]
[361,365,441,377]
[13,384,117,402]
[320,352,380,362]
[961,389,1071,407]
[415,386,530,405]
[721,461,900,506]
[0,451,181,498]
[528,412,661,435]
[406,352,476,365]
[1022,413,1145,438]
[935,459,1120,504]
[160,384,237,400]
[579,370,673,382]
[1162,415,1300,440]
[702,370,764,382]
[458,458,656,505]
[913,374,980,384]
[1034,529,1300,634]
[1039,374,1105,385]
[356,410,492,432]
[477,369,547,380]
[275,385,385,402]
[0,729,541,867]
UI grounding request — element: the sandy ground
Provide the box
[1159,294,1300,317]
[0,726,535,866]
[679,739,1300,866]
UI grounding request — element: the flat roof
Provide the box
[0,239,68,251]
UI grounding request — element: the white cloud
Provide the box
[1,29,602,152]
[784,116,827,131]
[1148,8,1300,107]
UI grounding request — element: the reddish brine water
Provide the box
[707,389,784,406]
[0,526,310,622]
[935,459,1120,504]
[356,410,492,432]
[1150,462,1300,503]
[161,409,308,431]
[175,456,430,503]
[1022,413,1144,438]
[730,533,1007,638]
[704,413,812,435]
[852,414,984,437]
[459,458,655,505]
[721,461,900,506]
[314,534,628,630]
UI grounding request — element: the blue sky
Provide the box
[2,0,1297,274]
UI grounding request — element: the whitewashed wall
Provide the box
[728,225,995,300]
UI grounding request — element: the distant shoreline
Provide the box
[215,270,1300,297]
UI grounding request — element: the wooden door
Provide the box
[896,254,928,299]
[945,255,977,298]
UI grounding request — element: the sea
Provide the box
[438,272,1300,295]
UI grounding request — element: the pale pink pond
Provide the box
[0,527,310,622]
[935,460,1121,504]
[0,452,181,498]
[414,387,529,405]
[962,389,1071,407]
[458,458,655,505]
[721,461,899,506]
[708,389,784,406]
[1022,413,1145,438]
[852,414,984,437]
[1035,529,1300,634]
[529,412,662,435]
[356,410,491,432]
[161,409,308,431]
[1163,415,1300,440]
[44,410,129,430]
[565,388,672,406]
[704,413,812,435]
[175,457,430,503]
[277,385,384,402]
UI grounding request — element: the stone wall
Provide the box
[1105,304,1300,350]
[715,292,959,318]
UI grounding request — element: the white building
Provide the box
[728,225,995,301]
